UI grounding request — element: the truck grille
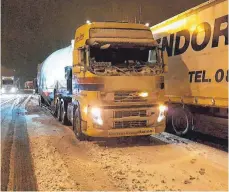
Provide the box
[113,120,147,128]
[114,110,147,118]
[114,91,147,102]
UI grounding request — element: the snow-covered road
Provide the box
[1,95,228,191]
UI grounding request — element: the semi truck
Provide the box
[38,22,168,140]
[1,76,18,94]
[24,81,34,89]
[150,0,228,139]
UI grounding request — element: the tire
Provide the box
[171,106,193,136]
[73,107,86,141]
[38,96,41,106]
[54,102,58,117]
[39,96,44,107]
[61,102,69,125]
[57,102,62,122]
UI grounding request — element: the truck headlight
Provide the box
[139,92,148,97]
[1,88,5,93]
[90,107,103,125]
[157,104,167,122]
[10,87,16,93]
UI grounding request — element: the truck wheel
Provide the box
[57,102,62,122]
[171,107,193,136]
[39,96,44,107]
[38,96,41,106]
[54,102,58,117]
[61,102,69,125]
[73,108,85,141]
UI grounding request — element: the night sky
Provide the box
[2,0,207,81]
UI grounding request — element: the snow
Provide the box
[23,96,228,191]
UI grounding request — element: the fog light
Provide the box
[90,107,103,125]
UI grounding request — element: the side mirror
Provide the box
[73,48,86,73]
[74,65,84,73]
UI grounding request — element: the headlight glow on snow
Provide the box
[90,107,103,125]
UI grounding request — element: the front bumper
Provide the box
[83,104,166,137]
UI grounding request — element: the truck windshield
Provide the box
[90,47,158,66]
[2,79,13,85]
[89,46,161,75]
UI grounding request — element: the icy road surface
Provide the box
[1,95,228,191]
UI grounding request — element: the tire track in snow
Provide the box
[1,95,37,191]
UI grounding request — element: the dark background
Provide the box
[1,0,206,83]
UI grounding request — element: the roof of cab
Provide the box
[78,22,150,31]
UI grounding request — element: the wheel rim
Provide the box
[172,110,189,135]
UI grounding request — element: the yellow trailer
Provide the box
[151,0,228,139]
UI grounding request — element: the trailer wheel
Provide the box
[73,108,86,141]
[61,102,69,125]
[39,96,44,107]
[171,106,193,136]
[57,102,62,122]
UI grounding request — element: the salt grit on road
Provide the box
[26,96,228,191]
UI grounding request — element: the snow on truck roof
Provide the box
[74,22,154,48]
[150,0,226,32]
[78,22,150,30]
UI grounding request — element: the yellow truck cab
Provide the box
[70,22,168,139]
[38,21,168,140]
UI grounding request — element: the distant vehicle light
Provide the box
[145,23,150,27]
[139,92,148,97]
[1,88,6,93]
[10,87,17,93]
[86,20,91,24]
